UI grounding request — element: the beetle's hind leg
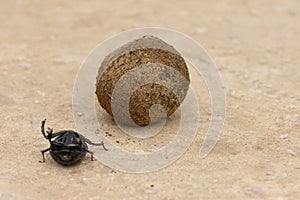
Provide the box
[79,135,108,151]
[89,140,108,151]
[39,148,50,163]
[97,141,108,151]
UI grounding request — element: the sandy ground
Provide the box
[0,0,299,199]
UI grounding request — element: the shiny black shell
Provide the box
[49,130,88,165]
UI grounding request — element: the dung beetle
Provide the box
[40,119,108,165]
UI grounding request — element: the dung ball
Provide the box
[96,35,190,126]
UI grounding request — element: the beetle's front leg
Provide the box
[41,119,48,139]
[85,149,95,161]
[39,148,50,163]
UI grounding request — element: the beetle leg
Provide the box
[99,141,108,151]
[41,119,57,140]
[39,148,50,163]
[41,119,48,139]
[88,140,108,151]
[46,128,53,143]
[79,134,99,146]
[79,134,96,145]
[91,141,108,151]
[80,135,108,151]
[85,149,95,161]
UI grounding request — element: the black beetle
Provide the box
[40,119,108,165]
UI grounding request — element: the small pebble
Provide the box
[289,105,295,108]
[37,90,46,97]
[195,27,208,34]
[77,112,84,117]
[283,149,297,156]
[263,83,273,88]
[144,189,153,194]
[82,177,89,185]
[53,57,81,64]
[22,139,30,145]
[261,175,277,181]
[228,90,243,98]
[88,197,101,200]
[15,55,26,61]
[279,133,288,139]
[245,186,263,196]
[19,62,31,68]
[251,187,263,194]
[43,171,50,175]
[211,115,223,121]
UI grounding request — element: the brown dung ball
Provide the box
[96,35,190,126]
